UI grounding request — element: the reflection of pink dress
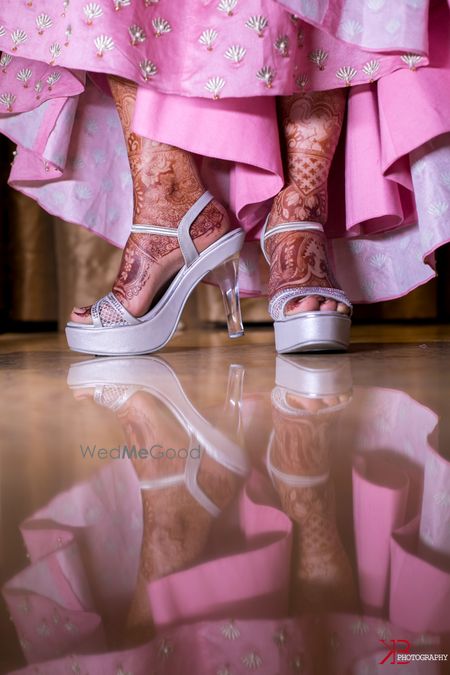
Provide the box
[1,1,450,303]
[3,386,449,675]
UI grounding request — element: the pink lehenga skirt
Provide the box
[1,0,450,302]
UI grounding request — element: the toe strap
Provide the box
[91,292,140,328]
[269,286,353,321]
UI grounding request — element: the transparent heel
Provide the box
[208,254,244,338]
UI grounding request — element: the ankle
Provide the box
[133,183,205,230]
[267,185,327,231]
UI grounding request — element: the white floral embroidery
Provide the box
[351,619,370,635]
[36,619,51,637]
[218,0,237,16]
[65,25,72,45]
[84,3,103,24]
[11,29,28,51]
[220,620,240,640]
[308,48,328,70]
[401,53,423,70]
[366,0,385,10]
[433,490,450,507]
[291,653,304,671]
[275,35,289,57]
[295,72,309,89]
[17,68,33,87]
[152,18,172,37]
[336,66,357,85]
[116,667,133,675]
[199,29,218,51]
[158,638,174,658]
[75,185,93,200]
[49,43,62,63]
[129,25,146,45]
[205,76,225,98]
[113,0,131,9]
[34,81,43,98]
[36,14,53,34]
[386,18,401,34]
[406,0,426,7]
[245,16,268,37]
[0,92,16,111]
[256,65,275,88]
[140,59,157,80]
[377,624,392,640]
[242,651,263,670]
[340,19,363,38]
[95,35,115,56]
[224,45,246,63]
[0,53,13,71]
[273,627,288,647]
[47,72,62,89]
[362,59,380,80]
[427,200,448,217]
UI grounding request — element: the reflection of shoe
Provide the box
[261,220,352,353]
[68,356,249,513]
[267,355,353,488]
[273,354,353,415]
[66,191,245,356]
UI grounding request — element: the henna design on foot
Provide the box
[267,90,348,316]
[270,395,357,613]
[71,76,230,324]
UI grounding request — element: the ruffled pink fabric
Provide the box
[1,1,450,302]
[3,385,449,675]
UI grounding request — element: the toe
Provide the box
[319,299,338,312]
[70,306,94,325]
[337,302,350,314]
[285,295,322,315]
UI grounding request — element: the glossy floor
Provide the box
[1,326,449,674]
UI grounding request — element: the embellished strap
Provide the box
[130,191,214,268]
[269,286,353,321]
[91,291,140,328]
[93,384,138,411]
[260,215,324,263]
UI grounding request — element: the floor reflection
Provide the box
[1,350,449,674]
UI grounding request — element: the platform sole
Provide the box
[274,312,351,354]
[65,229,245,356]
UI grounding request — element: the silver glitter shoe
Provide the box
[66,191,245,356]
[261,219,352,353]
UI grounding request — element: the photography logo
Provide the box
[379,639,448,665]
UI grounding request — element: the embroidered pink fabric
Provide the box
[2,386,448,674]
[1,1,450,303]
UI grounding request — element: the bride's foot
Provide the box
[70,198,230,325]
[70,75,232,326]
[266,187,350,317]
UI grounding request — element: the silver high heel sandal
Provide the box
[261,220,353,353]
[67,356,250,510]
[66,191,245,356]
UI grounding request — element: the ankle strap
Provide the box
[260,215,324,263]
[131,191,214,267]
